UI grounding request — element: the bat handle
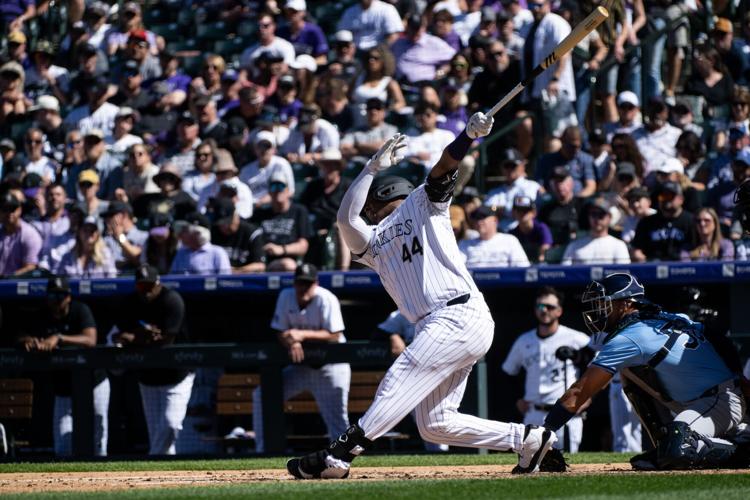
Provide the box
[488,82,525,118]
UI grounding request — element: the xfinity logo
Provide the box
[174,351,205,364]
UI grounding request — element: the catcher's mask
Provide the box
[582,273,645,334]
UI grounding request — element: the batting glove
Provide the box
[466,112,494,139]
[365,133,408,173]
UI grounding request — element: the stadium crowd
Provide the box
[1,0,750,278]
[3,0,750,459]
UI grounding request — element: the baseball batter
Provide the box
[542,272,746,470]
[253,263,350,453]
[287,112,557,479]
[502,287,589,452]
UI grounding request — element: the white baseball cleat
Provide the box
[512,425,558,474]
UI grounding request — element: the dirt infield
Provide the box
[2,464,748,493]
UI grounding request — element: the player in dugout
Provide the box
[540,272,750,470]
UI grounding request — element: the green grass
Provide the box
[3,474,750,499]
[0,452,633,473]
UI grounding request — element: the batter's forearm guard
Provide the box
[425,169,459,203]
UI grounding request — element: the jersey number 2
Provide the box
[402,237,423,263]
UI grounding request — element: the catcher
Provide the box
[540,272,748,470]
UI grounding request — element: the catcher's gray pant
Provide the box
[53,378,110,457]
[524,408,582,453]
[609,381,642,453]
[672,380,746,438]
[359,297,525,452]
[253,363,351,453]
[139,372,195,455]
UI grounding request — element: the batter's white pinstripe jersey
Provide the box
[355,185,479,323]
[502,326,590,405]
[272,286,346,342]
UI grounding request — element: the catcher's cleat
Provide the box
[286,450,350,479]
[630,449,658,471]
[513,425,558,474]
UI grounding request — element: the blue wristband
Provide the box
[446,131,473,161]
[543,401,576,432]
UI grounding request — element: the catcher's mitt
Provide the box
[538,448,570,472]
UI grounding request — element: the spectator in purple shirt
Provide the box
[680,208,735,262]
[169,212,231,275]
[54,215,117,278]
[278,0,329,66]
[0,191,42,276]
[438,79,468,137]
[431,5,463,52]
[0,0,35,32]
[267,74,303,126]
[391,15,456,84]
[510,195,553,264]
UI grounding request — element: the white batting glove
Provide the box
[365,133,408,173]
[466,112,494,139]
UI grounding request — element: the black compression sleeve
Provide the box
[446,130,473,162]
[543,401,576,432]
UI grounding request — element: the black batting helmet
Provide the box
[734,179,750,234]
[368,175,414,203]
[581,273,645,334]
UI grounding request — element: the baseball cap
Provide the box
[433,1,460,17]
[192,94,212,108]
[215,153,239,174]
[278,74,296,88]
[660,181,683,196]
[406,14,424,31]
[148,212,173,236]
[0,61,24,79]
[626,186,650,201]
[122,59,140,76]
[285,0,307,11]
[290,54,317,72]
[470,205,497,220]
[78,169,100,184]
[586,197,611,214]
[656,158,684,175]
[513,195,534,210]
[30,95,60,113]
[257,48,285,63]
[227,117,248,138]
[78,43,98,57]
[22,173,43,198]
[616,91,639,108]
[712,17,733,34]
[269,168,288,186]
[221,68,239,83]
[181,211,211,229]
[294,263,318,283]
[0,192,21,211]
[153,163,183,183]
[47,276,71,295]
[551,165,572,180]
[87,1,109,18]
[333,30,353,43]
[500,148,524,166]
[7,30,26,45]
[318,149,343,162]
[616,161,637,178]
[135,264,159,284]
[178,111,197,125]
[730,125,749,140]
[0,138,16,150]
[116,106,135,119]
[33,39,55,56]
[207,197,236,226]
[102,200,133,218]
[84,128,105,141]
[128,29,148,44]
[481,6,497,22]
[365,97,386,110]
[81,215,99,228]
[123,1,141,14]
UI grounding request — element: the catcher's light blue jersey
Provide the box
[591,312,734,402]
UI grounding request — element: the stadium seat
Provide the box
[197,21,231,42]
[150,23,182,43]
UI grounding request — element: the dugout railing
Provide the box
[0,262,748,457]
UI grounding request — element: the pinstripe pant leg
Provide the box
[310,363,351,442]
[413,364,525,452]
[358,299,518,447]
[139,382,164,454]
[93,378,110,457]
[53,396,73,457]
[139,374,195,455]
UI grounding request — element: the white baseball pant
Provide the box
[139,372,195,455]
[673,381,746,438]
[359,297,525,451]
[253,363,351,453]
[524,408,582,453]
[53,378,110,457]
[609,381,642,452]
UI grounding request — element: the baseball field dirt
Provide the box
[1,463,748,494]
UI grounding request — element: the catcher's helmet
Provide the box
[734,179,750,234]
[581,273,645,334]
[368,175,414,203]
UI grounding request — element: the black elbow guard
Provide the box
[425,169,458,203]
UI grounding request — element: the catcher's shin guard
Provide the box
[657,422,736,470]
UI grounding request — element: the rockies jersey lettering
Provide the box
[356,185,479,323]
[502,326,590,404]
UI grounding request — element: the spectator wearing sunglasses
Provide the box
[560,197,630,265]
[22,127,57,184]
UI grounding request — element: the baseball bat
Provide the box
[487,6,610,118]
